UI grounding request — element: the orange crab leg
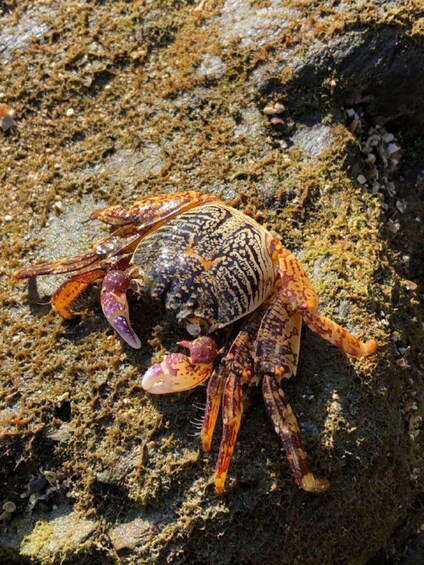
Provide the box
[303,310,377,357]
[255,299,302,377]
[90,191,221,227]
[201,365,226,453]
[13,251,101,280]
[262,374,329,493]
[201,310,263,453]
[52,268,105,319]
[270,239,318,311]
[271,237,377,358]
[256,289,329,493]
[214,370,243,494]
[201,310,265,491]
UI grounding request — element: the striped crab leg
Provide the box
[261,240,377,491]
[91,190,220,226]
[270,238,377,357]
[141,311,262,494]
[201,310,264,493]
[255,289,330,493]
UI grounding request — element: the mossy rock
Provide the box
[0,1,422,563]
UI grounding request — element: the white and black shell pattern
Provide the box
[131,204,279,334]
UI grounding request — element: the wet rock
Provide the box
[0,7,52,63]
[219,0,297,48]
[233,107,265,140]
[109,516,159,552]
[197,54,226,80]
[291,124,333,159]
[0,505,98,562]
[20,508,98,561]
[20,195,106,297]
[91,145,167,184]
[1,1,422,564]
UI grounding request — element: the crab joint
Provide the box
[142,336,218,394]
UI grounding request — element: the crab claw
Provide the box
[101,270,141,349]
[142,336,218,394]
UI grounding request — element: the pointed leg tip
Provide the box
[353,338,378,357]
[214,480,225,494]
[52,303,76,320]
[364,339,378,356]
[300,474,330,493]
[12,269,25,280]
[201,435,212,452]
[13,266,42,280]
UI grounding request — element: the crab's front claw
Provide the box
[142,336,217,394]
[101,270,141,349]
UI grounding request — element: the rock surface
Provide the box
[0,1,423,564]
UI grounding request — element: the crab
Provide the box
[14,191,377,493]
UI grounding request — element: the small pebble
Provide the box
[270,116,284,125]
[396,200,407,214]
[365,153,376,164]
[66,108,75,117]
[263,105,275,115]
[357,174,367,184]
[387,219,400,233]
[404,279,417,291]
[382,132,394,143]
[386,142,401,155]
[4,215,13,222]
[53,201,64,214]
[273,102,285,114]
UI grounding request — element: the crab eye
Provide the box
[184,317,209,336]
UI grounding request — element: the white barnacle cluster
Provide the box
[346,108,402,198]
[346,107,405,233]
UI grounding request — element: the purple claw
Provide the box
[101,271,141,349]
[142,337,218,394]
